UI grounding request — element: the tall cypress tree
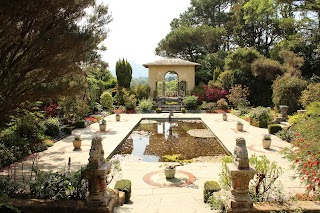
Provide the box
[115,59,132,88]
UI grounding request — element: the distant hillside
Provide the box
[110,60,148,78]
[131,77,148,87]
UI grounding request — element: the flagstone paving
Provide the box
[0,113,306,213]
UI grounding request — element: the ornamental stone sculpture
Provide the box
[84,136,115,210]
[227,137,256,213]
[233,137,249,169]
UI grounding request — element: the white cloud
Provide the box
[101,0,190,70]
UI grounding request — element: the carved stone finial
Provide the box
[88,136,105,169]
[233,137,249,169]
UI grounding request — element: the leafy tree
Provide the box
[227,84,250,108]
[300,83,320,108]
[251,58,284,80]
[116,59,132,88]
[0,0,111,122]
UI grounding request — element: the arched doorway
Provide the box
[143,57,200,98]
[164,71,178,97]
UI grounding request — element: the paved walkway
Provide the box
[0,113,305,213]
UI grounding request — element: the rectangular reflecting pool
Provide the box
[115,119,229,162]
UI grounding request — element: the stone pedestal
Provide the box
[227,163,256,212]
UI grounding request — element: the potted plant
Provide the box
[116,113,120,122]
[161,163,184,179]
[262,134,271,149]
[99,119,106,131]
[222,112,227,121]
[236,120,244,131]
[73,135,82,150]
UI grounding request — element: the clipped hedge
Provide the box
[114,179,131,204]
[268,124,282,134]
[204,181,221,203]
[44,118,60,137]
[75,120,86,128]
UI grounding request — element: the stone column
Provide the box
[162,81,165,97]
[177,81,181,96]
[226,137,256,212]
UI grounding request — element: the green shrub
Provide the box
[272,76,307,114]
[306,101,320,116]
[181,108,186,113]
[217,98,228,110]
[44,118,60,137]
[124,94,137,110]
[100,91,113,110]
[139,98,153,112]
[182,95,198,110]
[0,143,16,168]
[62,126,72,135]
[156,108,162,113]
[0,204,21,213]
[250,107,271,122]
[275,127,295,142]
[133,84,151,101]
[268,124,282,134]
[208,194,225,211]
[300,83,320,108]
[204,181,221,203]
[0,175,20,197]
[75,120,86,128]
[114,179,131,204]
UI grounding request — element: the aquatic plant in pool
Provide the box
[115,119,228,162]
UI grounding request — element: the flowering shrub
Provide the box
[283,103,320,198]
[44,103,58,117]
[195,85,228,103]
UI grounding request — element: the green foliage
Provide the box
[268,124,282,134]
[306,101,320,116]
[249,107,272,123]
[138,98,153,112]
[0,176,20,198]
[44,118,60,137]
[114,179,132,204]
[30,169,88,200]
[116,59,132,88]
[75,120,86,128]
[204,181,221,203]
[252,58,284,80]
[218,156,232,190]
[0,143,16,168]
[0,203,21,213]
[283,106,320,197]
[133,84,151,101]
[249,154,284,202]
[160,154,191,164]
[207,194,225,211]
[156,108,162,113]
[216,70,234,90]
[182,96,198,110]
[275,127,295,143]
[124,93,137,110]
[100,91,113,110]
[288,113,306,125]
[62,126,72,135]
[59,96,90,121]
[272,76,308,114]
[217,98,228,110]
[227,84,250,108]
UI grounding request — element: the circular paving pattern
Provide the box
[143,170,196,188]
[247,144,284,154]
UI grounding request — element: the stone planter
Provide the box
[99,124,106,131]
[236,123,244,131]
[116,114,120,122]
[262,139,271,149]
[222,114,227,121]
[164,167,176,179]
[73,140,82,150]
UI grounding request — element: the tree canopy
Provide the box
[0,0,112,121]
[115,59,132,88]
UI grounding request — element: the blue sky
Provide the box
[101,0,191,77]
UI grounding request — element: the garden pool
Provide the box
[114,119,229,162]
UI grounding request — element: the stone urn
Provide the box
[99,119,107,131]
[73,135,82,150]
[262,134,271,149]
[279,105,289,121]
[222,113,228,121]
[236,121,244,131]
[164,167,176,179]
[116,114,120,122]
